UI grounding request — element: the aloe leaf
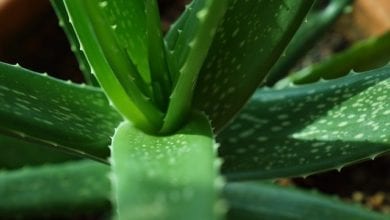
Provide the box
[164,0,223,80]
[276,31,390,88]
[0,160,110,218]
[0,134,75,170]
[161,0,227,133]
[97,0,171,109]
[63,0,163,132]
[110,113,223,220]
[218,66,390,180]
[164,1,194,54]
[145,0,172,109]
[265,0,353,86]
[0,62,121,161]
[225,182,388,220]
[50,0,98,86]
[99,0,150,85]
[2,161,387,219]
[193,0,314,132]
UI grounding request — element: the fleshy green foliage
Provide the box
[63,0,164,132]
[219,67,390,180]
[265,0,353,85]
[50,0,97,86]
[96,0,171,109]
[63,0,227,133]
[192,0,314,131]
[110,113,222,219]
[2,63,389,181]
[225,182,388,220]
[0,160,111,218]
[1,160,388,219]
[0,62,121,161]
[1,0,390,219]
[0,135,75,170]
[276,31,390,87]
[161,0,227,133]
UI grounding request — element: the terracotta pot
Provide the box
[353,0,390,37]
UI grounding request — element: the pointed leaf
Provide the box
[265,0,353,86]
[225,182,388,220]
[145,0,172,109]
[63,0,163,132]
[99,0,150,84]
[161,0,227,133]
[98,0,172,108]
[50,0,98,86]
[193,0,314,131]
[276,31,390,88]
[111,113,223,220]
[164,1,195,60]
[218,66,390,180]
[2,161,387,219]
[0,62,121,161]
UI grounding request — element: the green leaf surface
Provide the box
[98,0,171,109]
[218,66,390,180]
[164,0,194,62]
[265,0,353,86]
[0,160,111,218]
[111,113,223,220]
[50,0,98,86]
[161,0,227,133]
[145,0,172,109]
[193,0,314,131]
[1,161,387,219]
[0,62,121,161]
[0,134,75,170]
[63,0,163,132]
[276,31,390,88]
[225,182,388,220]
[165,0,224,80]
[98,0,151,85]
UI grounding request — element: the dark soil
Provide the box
[292,154,390,214]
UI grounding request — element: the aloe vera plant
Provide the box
[1,0,389,219]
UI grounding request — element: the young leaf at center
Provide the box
[110,113,224,220]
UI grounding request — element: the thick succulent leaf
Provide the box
[218,66,390,180]
[63,0,163,132]
[276,31,390,88]
[193,0,314,131]
[0,134,75,170]
[265,0,353,86]
[98,0,171,109]
[145,0,173,109]
[0,62,121,161]
[164,0,194,56]
[161,0,227,133]
[98,0,150,85]
[164,0,224,79]
[1,161,387,219]
[110,114,223,220]
[50,0,98,86]
[0,160,110,218]
[225,182,388,220]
